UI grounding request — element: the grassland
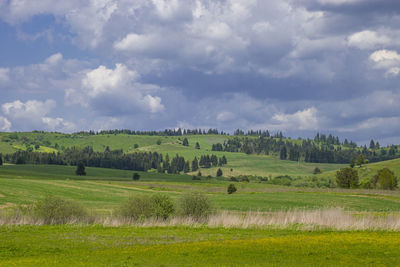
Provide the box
[1,226,400,266]
[1,164,400,213]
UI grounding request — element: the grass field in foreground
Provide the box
[1,165,400,212]
[1,226,400,266]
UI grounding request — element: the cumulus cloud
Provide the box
[66,64,164,114]
[1,99,74,132]
[270,107,319,131]
[348,30,391,50]
[370,49,400,76]
[0,117,11,131]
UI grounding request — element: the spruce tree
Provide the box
[0,154,3,166]
[216,168,223,177]
[75,162,86,176]
[192,157,199,171]
[195,142,200,149]
[182,138,189,146]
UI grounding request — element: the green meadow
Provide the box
[1,132,400,266]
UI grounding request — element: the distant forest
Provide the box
[211,133,399,164]
[2,147,227,174]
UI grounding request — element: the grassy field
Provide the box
[1,164,400,213]
[1,226,400,266]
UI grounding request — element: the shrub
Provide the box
[156,139,162,145]
[227,184,237,194]
[216,168,223,177]
[239,176,250,183]
[34,195,87,224]
[178,192,212,220]
[192,176,201,180]
[119,195,154,220]
[336,167,359,188]
[313,167,322,174]
[230,177,238,182]
[152,194,175,220]
[134,144,139,149]
[119,194,175,221]
[372,168,397,190]
[133,172,140,181]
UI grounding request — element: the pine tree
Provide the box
[216,168,223,177]
[0,153,3,166]
[182,138,189,146]
[280,146,287,160]
[75,162,86,176]
[183,161,190,173]
[192,157,199,171]
[195,142,200,149]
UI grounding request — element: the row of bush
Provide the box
[21,193,213,224]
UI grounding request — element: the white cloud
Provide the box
[1,99,75,132]
[0,116,11,131]
[2,99,56,119]
[114,33,158,52]
[67,64,164,114]
[271,107,319,131]
[348,30,391,50]
[370,49,400,76]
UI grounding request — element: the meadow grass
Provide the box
[1,225,400,266]
[1,165,400,213]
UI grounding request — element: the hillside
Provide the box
[317,158,400,183]
[0,132,346,177]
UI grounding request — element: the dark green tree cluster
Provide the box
[199,155,227,168]
[371,168,397,190]
[335,167,359,188]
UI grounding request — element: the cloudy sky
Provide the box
[1,0,400,144]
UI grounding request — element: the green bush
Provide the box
[227,184,237,194]
[152,194,175,220]
[372,168,397,190]
[133,172,140,180]
[119,194,175,220]
[119,195,155,220]
[336,167,359,188]
[178,193,212,220]
[34,195,88,224]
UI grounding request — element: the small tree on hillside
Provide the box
[216,168,223,177]
[133,172,140,181]
[372,168,397,190]
[356,154,366,167]
[336,167,358,188]
[75,162,86,176]
[183,161,190,173]
[280,146,287,160]
[0,154,3,166]
[195,142,200,149]
[227,184,237,194]
[182,138,189,146]
[192,157,199,172]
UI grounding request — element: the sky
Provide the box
[0,0,400,145]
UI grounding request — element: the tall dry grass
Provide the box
[2,208,400,230]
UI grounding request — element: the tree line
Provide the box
[212,135,399,164]
[3,147,227,174]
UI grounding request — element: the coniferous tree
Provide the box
[192,157,199,171]
[182,138,189,146]
[0,153,2,166]
[280,146,287,160]
[216,168,223,177]
[195,142,200,149]
[183,161,190,173]
[75,162,86,176]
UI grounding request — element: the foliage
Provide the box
[75,162,86,176]
[313,167,321,174]
[151,194,175,220]
[216,168,223,177]
[119,195,155,220]
[178,193,212,220]
[33,195,87,224]
[372,168,397,190]
[133,172,140,180]
[227,184,237,194]
[336,167,359,188]
[182,138,189,146]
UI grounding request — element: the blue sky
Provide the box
[1,0,400,144]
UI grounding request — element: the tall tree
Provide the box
[280,146,287,160]
[192,157,199,172]
[182,138,189,146]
